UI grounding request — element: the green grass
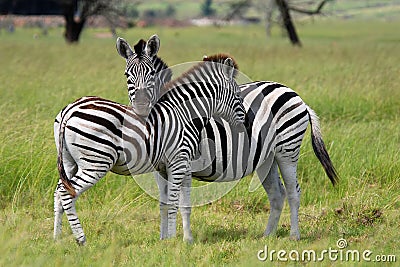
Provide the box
[0,20,399,266]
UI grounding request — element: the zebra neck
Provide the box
[159,80,216,117]
[146,79,216,146]
[152,56,172,86]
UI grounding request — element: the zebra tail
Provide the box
[57,112,77,198]
[306,105,338,186]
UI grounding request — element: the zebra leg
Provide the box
[179,174,193,243]
[59,187,86,245]
[277,159,301,240]
[54,152,77,241]
[257,160,286,237]
[165,178,180,239]
[155,171,169,240]
[164,160,188,239]
[53,183,64,240]
[61,169,103,245]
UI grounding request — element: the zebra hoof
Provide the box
[76,237,87,246]
[289,234,300,241]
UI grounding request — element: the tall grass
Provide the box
[0,20,399,266]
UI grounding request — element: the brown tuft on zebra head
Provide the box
[203,53,239,78]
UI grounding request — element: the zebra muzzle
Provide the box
[134,89,151,116]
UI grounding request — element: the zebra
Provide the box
[54,44,245,244]
[117,37,338,241]
[115,35,172,117]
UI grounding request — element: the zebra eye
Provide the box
[149,70,156,76]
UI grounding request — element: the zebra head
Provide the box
[203,54,246,128]
[116,35,160,117]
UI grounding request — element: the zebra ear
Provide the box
[145,34,160,58]
[222,57,235,81]
[116,37,133,59]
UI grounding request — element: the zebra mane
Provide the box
[133,39,147,59]
[152,56,169,69]
[152,56,172,82]
[161,53,238,94]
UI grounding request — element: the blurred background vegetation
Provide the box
[1,0,400,43]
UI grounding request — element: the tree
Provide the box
[275,0,301,46]
[225,0,333,46]
[60,0,135,43]
[224,0,251,21]
[0,0,61,15]
[272,0,333,46]
[201,0,216,17]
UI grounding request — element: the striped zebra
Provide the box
[118,37,338,241]
[54,46,245,244]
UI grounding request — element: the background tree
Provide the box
[271,0,333,46]
[201,0,216,17]
[0,0,60,15]
[225,0,333,46]
[275,0,301,46]
[60,0,138,43]
[224,0,251,21]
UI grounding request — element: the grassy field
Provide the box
[0,20,399,266]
